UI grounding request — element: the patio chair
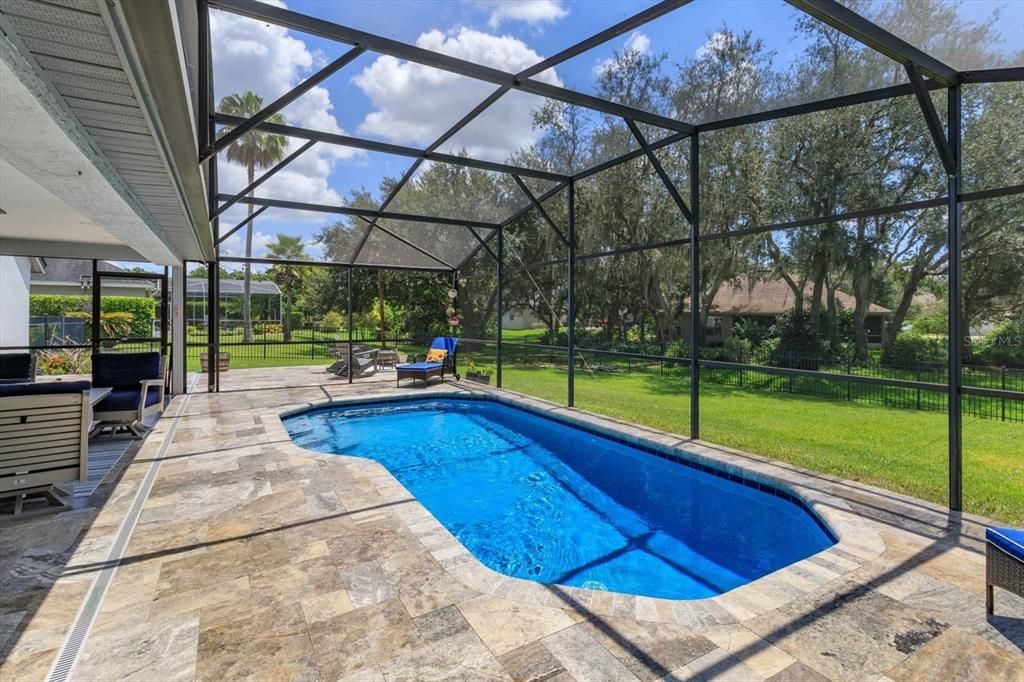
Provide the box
[0,380,91,516]
[986,526,1024,615]
[329,345,379,378]
[0,352,36,384]
[396,337,458,387]
[325,341,367,373]
[92,352,166,437]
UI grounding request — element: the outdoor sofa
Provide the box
[0,352,36,384]
[0,380,91,515]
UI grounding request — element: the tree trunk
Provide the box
[242,161,255,343]
[851,254,873,361]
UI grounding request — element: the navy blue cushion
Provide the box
[429,337,458,355]
[0,380,91,397]
[0,353,33,380]
[95,386,161,412]
[92,352,161,389]
[397,362,443,371]
[987,527,1024,561]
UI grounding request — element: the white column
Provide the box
[171,265,186,394]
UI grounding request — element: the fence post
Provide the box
[1002,366,1007,422]
[847,359,852,402]
[916,365,922,411]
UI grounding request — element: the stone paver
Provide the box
[1,367,1021,682]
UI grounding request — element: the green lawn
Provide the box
[180,336,1021,522]
[495,365,1023,525]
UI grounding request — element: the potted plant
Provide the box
[464,356,491,385]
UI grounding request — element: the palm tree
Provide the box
[218,91,289,343]
[266,234,312,342]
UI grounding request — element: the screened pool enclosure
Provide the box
[196,0,1023,514]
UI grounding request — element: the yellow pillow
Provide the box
[425,349,447,363]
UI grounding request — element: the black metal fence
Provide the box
[456,339,1024,423]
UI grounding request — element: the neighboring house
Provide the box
[31,258,153,297]
[501,308,545,331]
[682,276,892,347]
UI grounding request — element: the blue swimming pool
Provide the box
[285,398,834,600]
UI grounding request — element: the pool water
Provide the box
[285,398,834,600]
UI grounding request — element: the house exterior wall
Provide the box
[0,256,31,348]
[31,282,147,297]
[501,308,544,331]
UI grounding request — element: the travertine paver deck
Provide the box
[1,365,1021,681]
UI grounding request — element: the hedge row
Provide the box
[30,295,156,336]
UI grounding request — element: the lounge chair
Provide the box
[326,342,371,373]
[396,337,458,387]
[0,380,91,516]
[92,352,166,437]
[986,526,1024,614]
[329,346,379,378]
[0,352,36,384]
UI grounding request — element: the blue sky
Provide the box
[202,0,1023,266]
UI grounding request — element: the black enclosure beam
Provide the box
[947,85,963,511]
[960,67,1024,83]
[357,216,457,270]
[221,194,500,229]
[906,63,956,175]
[218,256,447,273]
[574,131,690,181]
[960,184,1024,202]
[196,0,210,160]
[626,119,694,224]
[213,141,316,219]
[206,46,365,159]
[351,159,424,265]
[702,196,947,242]
[519,0,692,79]
[567,181,576,406]
[453,181,568,270]
[689,133,700,439]
[213,113,569,183]
[217,205,269,246]
[209,0,695,134]
[786,0,957,84]
[467,227,498,262]
[513,175,569,246]
[697,79,942,132]
[347,267,353,384]
[496,224,503,389]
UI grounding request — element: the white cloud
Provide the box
[696,31,735,59]
[625,31,651,55]
[594,31,651,77]
[210,4,357,226]
[353,27,561,161]
[479,0,568,29]
[219,226,274,259]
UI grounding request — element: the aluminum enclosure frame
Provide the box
[196,0,1024,514]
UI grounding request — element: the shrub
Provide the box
[30,295,155,337]
[36,340,91,375]
[911,309,948,336]
[881,332,947,367]
[320,311,345,331]
[976,318,1024,368]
